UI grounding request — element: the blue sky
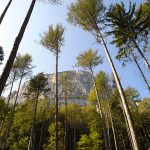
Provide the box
[0,0,149,98]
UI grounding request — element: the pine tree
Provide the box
[106,2,150,70]
[1,53,34,149]
[26,73,49,150]
[67,0,139,149]
[39,24,65,150]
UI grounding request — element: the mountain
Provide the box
[9,70,94,106]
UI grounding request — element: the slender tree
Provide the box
[106,2,150,70]
[67,0,139,149]
[39,24,65,150]
[0,62,20,135]
[61,73,69,150]
[88,71,119,150]
[98,71,119,150]
[1,53,34,149]
[75,49,111,149]
[0,0,61,97]
[60,72,73,150]
[26,73,49,150]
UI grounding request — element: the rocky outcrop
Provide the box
[10,70,93,106]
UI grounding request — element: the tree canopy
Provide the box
[40,24,65,54]
[76,49,103,71]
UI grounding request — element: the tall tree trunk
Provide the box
[129,49,150,91]
[90,67,109,150]
[0,0,12,24]
[106,119,112,150]
[28,90,39,150]
[102,101,112,150]
[97,31,139,150]
[1,74,23,150]
[119,98,134,150]
[0,71,16,134]
[0,0,36,97]
[39,121,44,150]
[73,127,76,150]
[132,39,150,70]
[55,51,59,150]
[64,93,68,150]
[106,93,119,150]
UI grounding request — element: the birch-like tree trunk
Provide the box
[90,67,110,150]
[97,31,139,150]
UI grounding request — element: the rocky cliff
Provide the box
[10,70,94,106]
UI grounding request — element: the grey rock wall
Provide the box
[9,70,93,106]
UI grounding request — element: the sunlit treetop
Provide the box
[76,49,103,70]
[14,53,34,78]
[67,0,106,34]
[39,24,65,54]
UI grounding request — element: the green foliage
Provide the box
[40,24,65,54]
[44,122,64,150]
[140,0,150,28]
[9,137,28,150]
[88,71,111,103]
[125,87,140,101]
[14,53,34,78]
[60,103,86,128]
[4,98,54,150]
[88,89,97,103]
[95,71,111,96]
[77,119,103,150]
[89,131,103,150]
[107,2,149,45]
[77,132,103,150]
[0,98,7,120]
[77,134,92,150]
[0,63,149,150]
[138,98,150,113]
[76,49,103,70]
[106,1,149,62]
[25,72,49,98]
[1,92,149,149]
[67,0,105,32]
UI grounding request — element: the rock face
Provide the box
[10,70,93,106]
